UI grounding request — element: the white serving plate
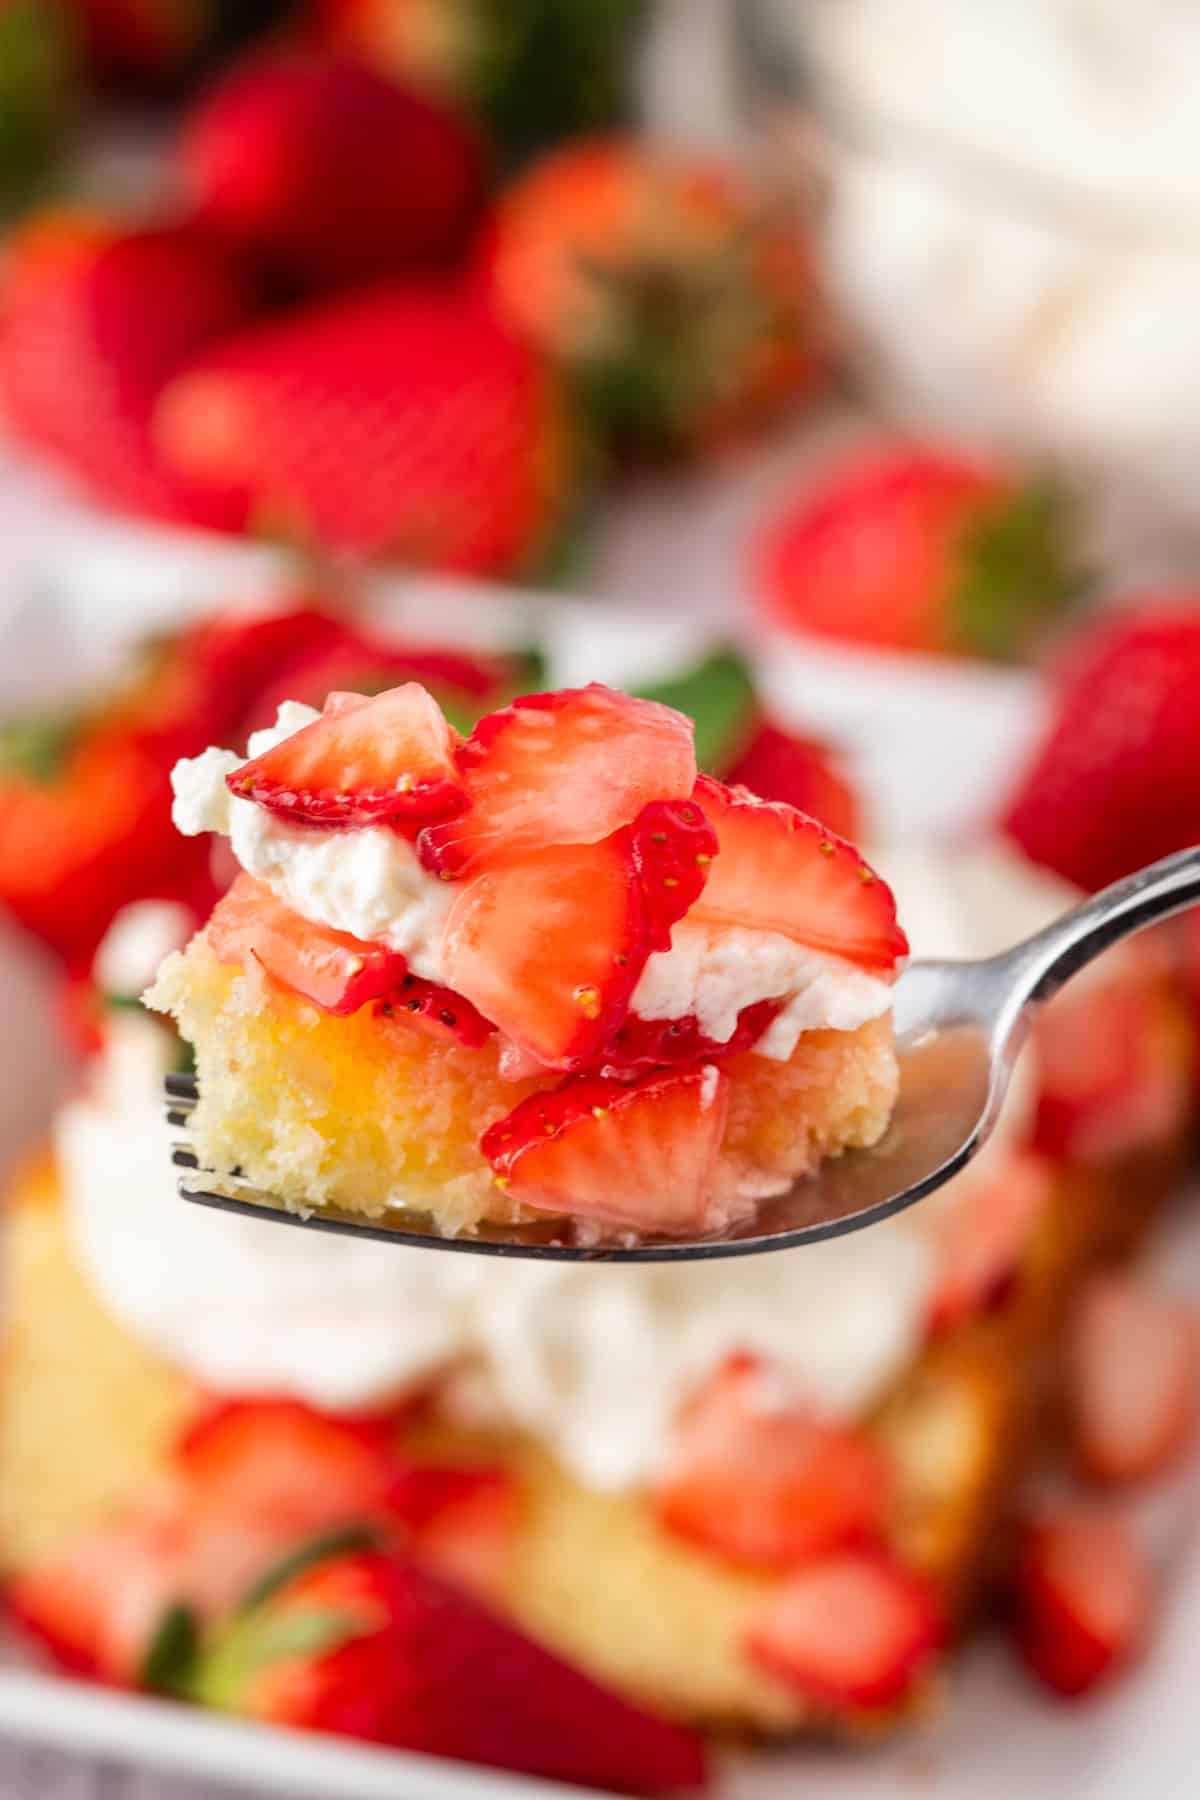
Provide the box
[1,440,1196,1799]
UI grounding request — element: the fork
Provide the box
[165,845,1200,1263]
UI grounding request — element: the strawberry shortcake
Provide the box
[148,683,906,1240]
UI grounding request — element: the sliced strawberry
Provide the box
[229,683,467,828]
[482,1064,729,1235]
[1033,981,1184,1161]
[440,835,640,1069]
[390,1465,521,1602]
[193,1548,707,1793]
[1067,1275,1199,1486]
[926,1152,1052,1336]
[176,1398,403,1538]
[688,775,907,974]
[374,971,496,1050]
[417,685,696,878]
[1013,1508,1151,1698]
[207,874,408,1016]
[7,1491,188,1685]
[631,795,719,951]
[725,721,860,841]
[603,996,782,1071]
[655,1353,892,1567]
[745,1550,944,1711]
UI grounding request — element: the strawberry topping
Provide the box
[482,1063,729,1235]
[230,683,467,828]
[1013,1508,1151,1698]
[655,1353,893,1568]
[603,997,782,1071]
[417,684,697,878]
[374,972,496,1050]
[689,775,907,974]
[745,1550,945,1712]
[1067,1275,1199,1486]
[208,873,408,1015]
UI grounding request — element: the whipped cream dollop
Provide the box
[170,703,894,1060]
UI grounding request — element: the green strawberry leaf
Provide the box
[192,1606,364,1711]
[633,649,759,773]
[239,1523,382,1615]
[141,1603,199,1697]
[954,479,1091,663]
[0,712,81,784]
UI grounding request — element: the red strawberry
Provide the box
[1002,602,1200,891]
[181,50,485,291]
[603,996,782,1071]
[655,1353,892,1568]
[154,286,567,573]
[191,1547,707,1793]
[755,444,1083,661]
[724,722,860,841]
[230,683,467,828]
[174,1399,404,1535]
[1013,1508,1151,1698]
[208,874,409,1016]
[389,1464,520,1601]
[417,685,697,879]
[1067,1275,1199,1486]
[745,1550,944,1712]
[0,209,257,526]
[1033,978,1186,1160]
[8,1485,195,1685]
[483,133,824,458]
[440,802,713,1070]
[690,775,907,975]
[925,1152,1052,1336]
[374,970,495,1050]
[482,1063,729,1235]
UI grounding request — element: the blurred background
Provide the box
[3,3,1200,1797]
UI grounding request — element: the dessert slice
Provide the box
[148,682,906,1240]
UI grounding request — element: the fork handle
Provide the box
[996,845,1200,1008]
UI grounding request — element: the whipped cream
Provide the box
[170,703,894,1059]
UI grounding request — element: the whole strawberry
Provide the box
[755,444,1086,662]
[0,209,258,525]
[188,1547,706,1794]
[1002,600,1200,889]
[154,286,569,572]
[309,0,648,166]
[482,134,824,459]
[181,49,485,291]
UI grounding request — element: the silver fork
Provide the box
[165,847,1200,1263]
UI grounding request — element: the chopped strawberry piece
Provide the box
[176,1398,403,1538]
[482,1064,729,1235]
[439,837,637,1070]
[1068,1275,1199,1486]
[725,721,860,841]
[229,683,467,828]
[193,1548,707,1793]
[1013,1508,1151,1698]
[208,874,408,1016]
[417,685,696,878]
[375,972,495,1049]
[926,1152,1052,1336]
[655,1353,892,1567]
[631,795,719,950]
[390,1465,521,1602]
[745,1550,944,1712]
[603,997,782,1071]
[689,776,907,974]
[440,803,714,1070]
[1033,981,1185,1161]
